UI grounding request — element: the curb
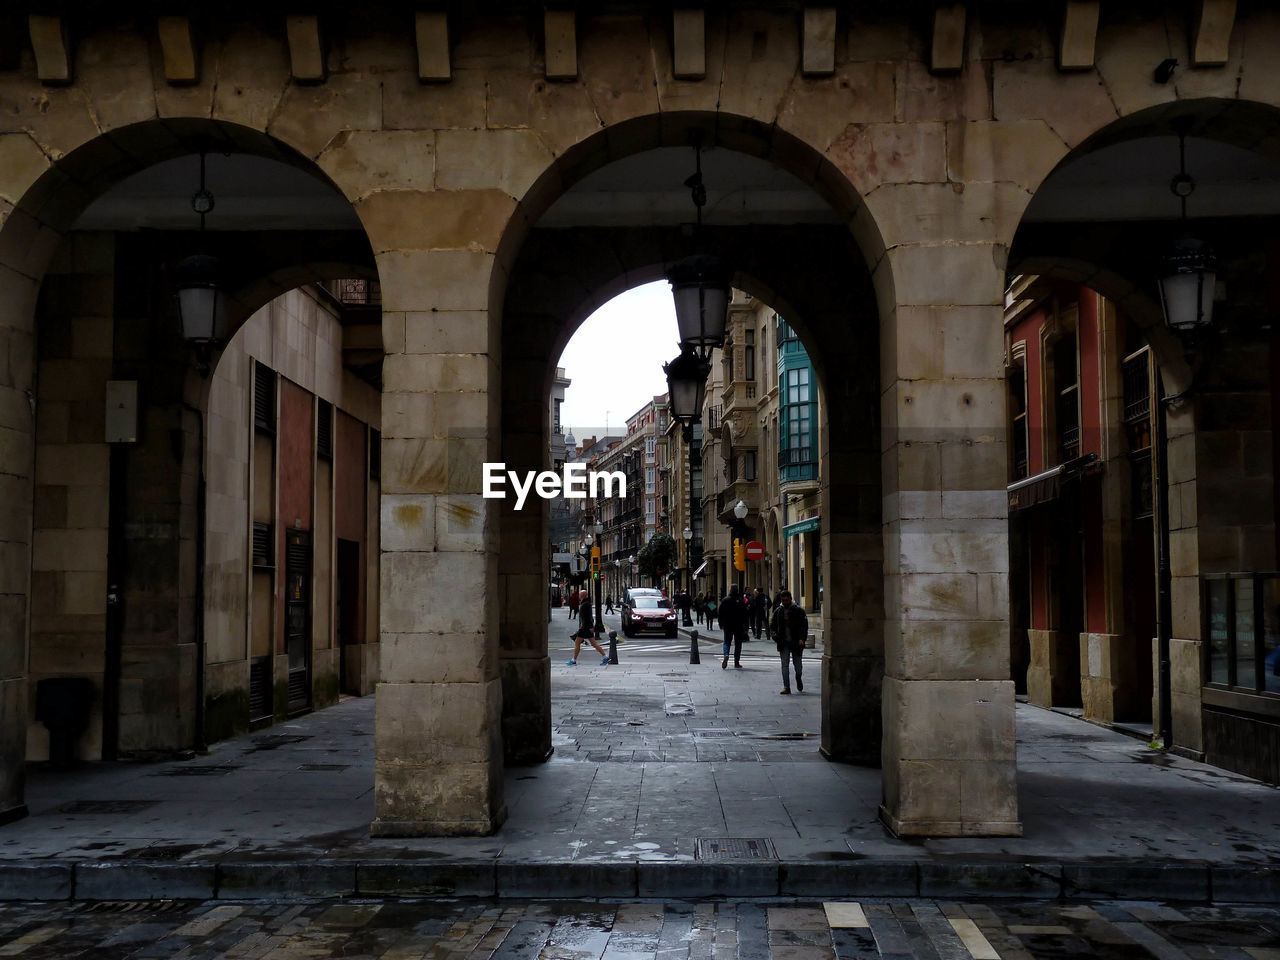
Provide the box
[0,859,1273,903]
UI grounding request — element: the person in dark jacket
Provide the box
[677,589,693,625]
[717,584,749,669]
[749,587,767,639]
[770,590,808,694]
[567,592,608,666]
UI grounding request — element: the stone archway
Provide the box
[0,118,379,821]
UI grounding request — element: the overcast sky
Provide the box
[556,281,681,440]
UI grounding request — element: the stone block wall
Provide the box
[26,234,114,761]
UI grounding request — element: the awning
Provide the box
[783,516,821,538]
[692,559,709,578]
[1007,453,1099,513]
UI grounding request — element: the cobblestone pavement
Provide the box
[2,897,1279,959]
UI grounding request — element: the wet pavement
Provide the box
[0,610,1277,901]
[3,897,1280,959]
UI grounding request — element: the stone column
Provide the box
[498,338,554,764]
[819,339,883,765]
[0,222,42,823]
[878,251,1020,837]
[372,249,506,836]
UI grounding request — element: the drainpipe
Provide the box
[1154,371,1174,748]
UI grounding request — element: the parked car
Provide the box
[622,588,678,638]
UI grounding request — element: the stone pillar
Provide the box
[372,249,505,836]
[0,224,42,823]
[878,255,1020,837]
[819,343,883,766]
[498,341,554,765]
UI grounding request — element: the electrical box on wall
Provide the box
[104,380,138,444]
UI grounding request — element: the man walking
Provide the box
[770,589,808,694]
[717,584,749,669]
[568,586,580,620]
[749,587,767,639]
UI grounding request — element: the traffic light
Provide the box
[733,538,746,572]
[591,546,601,579]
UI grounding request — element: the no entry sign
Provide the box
[744,540,765,561]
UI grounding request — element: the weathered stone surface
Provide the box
[317,131,436,202]
[1059,1,1101,69]
[377,250,495,312]
[267,74,381,159]
[946,119,1068,192]
[993,59,1115,149]
[826,122,946,196]
[671,9,706,80]
[886,619,1009,681]
[802,8,837,76]
[415,12,451,81]
[357,190,515,254]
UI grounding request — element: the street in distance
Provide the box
[482,463,626,510]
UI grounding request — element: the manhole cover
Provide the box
[58,800,156,815]
[696,838,776,861]
[151,765,240,777]
[298,763,349,771]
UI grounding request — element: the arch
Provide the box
[491,112,886,777]
[0,117,378,821]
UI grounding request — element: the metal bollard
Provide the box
[607,630,620,665]
[689,629,700,664]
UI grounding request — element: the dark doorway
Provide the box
[336,538,361,697]
[285,530,312,713]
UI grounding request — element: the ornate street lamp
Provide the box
[682,525,694,621]
[733,499,748,522]
[664,348,711,428]
[666,137,731,360]
[1157,129,1217,336]
[175,153,229,374]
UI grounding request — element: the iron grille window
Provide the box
[1122,350,1152,424]
[335,278,382,305]
[369,427,381,481]
[252,522,273,569]
[253,362,276,433]
[316,400,333,460]
[1009,360,1028,480]
[1054,333,1079,461]
[1204,573,1280,696]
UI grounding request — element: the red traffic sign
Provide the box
[744,540,765,561]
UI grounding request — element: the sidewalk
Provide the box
[1,613,1277,902]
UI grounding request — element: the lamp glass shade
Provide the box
[1158,237,1217,334]
[664,350,711,422]
[667,254,731,354]
[175,254,229,344]
[682,526,692,541]
[733,499,748,520]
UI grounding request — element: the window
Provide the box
[253,362,276,433]
[645,436,655,462]
[645,467,655,494]
[1123,348,1153,519]
[1205,573,1280,695]
[1008,358,1027,481]
[779,364,816,476]
[645,499,655,518]
[316,399,333,461]
[1054,331,1080,462]
[553,398,562,434]
[742,450,757,481]
[745,329,755,381]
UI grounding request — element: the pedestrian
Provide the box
[605,594,615,614]
[678,588,693,626]
[770,589,808,694]
[694,592,705,625]
[717,584,748,669]
[568,586,580,620]
[750,587,767,639]
[567,593,609,666]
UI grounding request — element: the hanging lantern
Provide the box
[668,253,731,359]
[1158,236,1217,335]
[663,348,711,424]
[175,252,230,345]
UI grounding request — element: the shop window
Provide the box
[1205,573,1280,695]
